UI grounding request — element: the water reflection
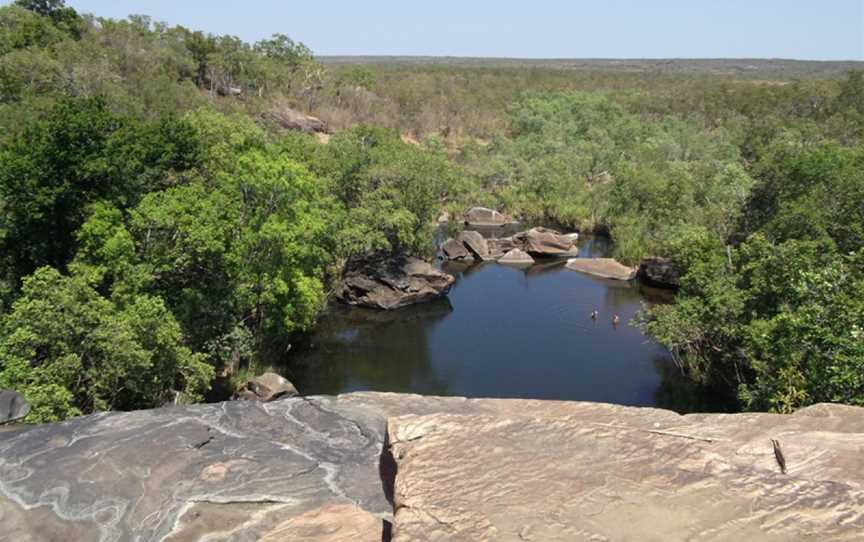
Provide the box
[286,235,723,413]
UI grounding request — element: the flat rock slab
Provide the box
[388,402,864,541]
[566,257,637,281]
[3,394,864,541]
[0,397,396,542]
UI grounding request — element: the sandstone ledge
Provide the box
[1,393,862,541]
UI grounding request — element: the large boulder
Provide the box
[639,256,681,289]
[0,390,29,425]
[440,230,491,262]
[566,257,638,281]
[266,106,330,134]
[233,372,299,402]
[463,207,515,227]
[487,236,516,258]
[457,230,489,260]
[338,256,455,310]
[512,227,578,257]
[440,238,473,261]
[1,394,863,541]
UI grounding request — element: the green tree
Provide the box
[0,267,212,422]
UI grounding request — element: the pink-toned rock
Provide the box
[388,402,864,542]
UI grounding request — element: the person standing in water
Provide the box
[612,314,620,326]
[591,310,598,320]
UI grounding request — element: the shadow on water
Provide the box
[285,234,730,413]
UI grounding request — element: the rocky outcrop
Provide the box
[0,390,29,425]
[639,256,681,289]
[512,227,579,257]
[266,106,330,134]
[338,257,455,310]
[2,394,863,541]
[498,248,534,266]
[233,372,299,402]
[463,207,516,227]
[566,257,638,281]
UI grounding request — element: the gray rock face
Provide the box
[234,372,299,402]
[639,256,681,288]
[3,394,863,541]
[338,257,455,310]
[566,257,638,281]
[0,390,29,425]
[463,207,515,227]
[512,227,578,257]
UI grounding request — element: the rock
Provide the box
[266,106,330,134]
[0,390,29,425]
[512,227,578,257]
[338,256,455,310]
[487,236,516,257]
[388,401,864,542]
[2,394,864,541]
[563,232,580,243]
[566,257,638,281]
[463,207,515,227]
[234,372,299,402]
[498,248,534,266]
[457,230,490,260]
[639,256,681,289]
[440,238,473,261]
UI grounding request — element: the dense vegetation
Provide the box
[0,1,861,420]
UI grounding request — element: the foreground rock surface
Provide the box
[566,257,638,281]
[338,256,455,310]
[389,402,864,541]
[1,393,863,541]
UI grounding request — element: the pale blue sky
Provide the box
[20,1,864,59]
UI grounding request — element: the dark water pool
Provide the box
[286,236,720,412]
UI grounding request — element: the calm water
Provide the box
[287,235,716,412]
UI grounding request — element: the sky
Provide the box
[25,1,864,60]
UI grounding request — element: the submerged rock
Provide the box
[2,394,863,541]
[566,257,638,281]
[233,372,299,402]
[512,227,579,257]
[0,390,29,425]
[639,256,681,289]
[463,206,516,227]
[338,256,455,310]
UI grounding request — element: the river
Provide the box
[287,233,723,412]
